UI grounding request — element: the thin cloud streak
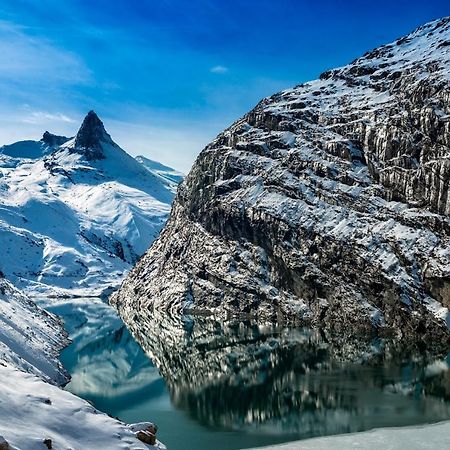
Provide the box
[210,65,229,74]
[21,111,77,125]
[0,20,90,84]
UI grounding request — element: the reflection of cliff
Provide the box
[50,298,164,405]
[127,312,450,436]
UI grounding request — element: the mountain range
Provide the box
[0,111,181,297]
[0,112,173,449]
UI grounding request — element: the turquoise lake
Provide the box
[45,298,450,450]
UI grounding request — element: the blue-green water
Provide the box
[45,298,450,450]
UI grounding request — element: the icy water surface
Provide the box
[45,298,450,450]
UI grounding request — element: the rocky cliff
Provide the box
[112,17,450,342]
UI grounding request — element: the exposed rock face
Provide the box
[41,131,70,148]
[0,436,9,450]
[71,110,114,160]
[112,18,450,342]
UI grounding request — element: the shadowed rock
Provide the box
[41,131,70,148]
[72,110,114,160]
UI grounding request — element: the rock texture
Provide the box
[41,131,70,148]
[112,18,450,342]
[71,110,114,160]
[0,276,69,384]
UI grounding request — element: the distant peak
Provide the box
[73,110,114,160]
[41,131,70,148]
[76,111,108,144]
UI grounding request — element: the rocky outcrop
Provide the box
[71,110,114,160]
[0,436,9,450]
[131,423,158,445]
[112,17,450,343]
[41,131,70,148]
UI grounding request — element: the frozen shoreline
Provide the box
[248,421,450,450]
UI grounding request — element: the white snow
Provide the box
[0,120,182,298]
[248,421,450,450]
[0,363,166,450]
[0,278,67,383]
[136,155,184,187]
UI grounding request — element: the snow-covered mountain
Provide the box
[136,155,184,186]
[113,17,450,344]
[0,111,180,297]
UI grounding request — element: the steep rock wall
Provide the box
[113,17,450,343]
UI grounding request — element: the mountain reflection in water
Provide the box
[46,298,450,450]
[131,312,450,436]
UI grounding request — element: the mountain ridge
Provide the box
[112,16,450,343]
[0,111,179,297]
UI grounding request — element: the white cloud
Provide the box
[210,65,229,74]
[0,109,78,145]
[21,111,76,124]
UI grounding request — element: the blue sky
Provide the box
[0,0,448,171]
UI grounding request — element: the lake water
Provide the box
[45,298,450,450]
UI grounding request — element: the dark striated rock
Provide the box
[0,436,8,450]
[71,110,114,160]
[112,17,450,343]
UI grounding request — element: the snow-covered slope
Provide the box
[0,363,166,450]
[113,17,450,344]
[0,111,178,297]
[0,132,70,159]
[0,276,68,383]
[136,155,184,186]
[249,421,450,450]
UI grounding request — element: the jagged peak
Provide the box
[41,131,70,148]
[72,110,115,160]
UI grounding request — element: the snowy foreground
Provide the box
[250,421,450,450]
[0,278,166,449]
[0,364,165,450]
